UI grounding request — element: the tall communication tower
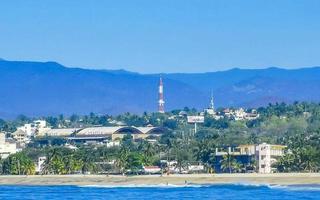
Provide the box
[210,92,215,111]
[158,76,165,113]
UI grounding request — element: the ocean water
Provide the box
[0,184,319,200]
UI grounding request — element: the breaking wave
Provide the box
[79,183,320,191]
[79,183,208,188]
[234,182,320,191]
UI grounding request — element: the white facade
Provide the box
[34,120,47,129]
[106,141,120,148]
[17,120,48,137]
[234,108,247,120]
[256,143,285,173]
[215,143,285,174]
[0,133,17,159]
[17,123,33,136]
[221,108,260,121]
[12,129,30,146]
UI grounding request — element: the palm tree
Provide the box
[77,148,97,174]
[220,153,238,173]
[42,148,62,174]
[115,147,129,174]
[141,142,155,166]
[233,162,244,173]
[172,141,190,173]
[193,140,215,172]
[127,152,143,174]
[300,147,318,172]
[2,152,35,175]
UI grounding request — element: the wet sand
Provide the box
[0,173,319,186]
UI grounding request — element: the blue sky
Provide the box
[0,0,319,73]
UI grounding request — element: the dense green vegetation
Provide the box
[1,102,320,174]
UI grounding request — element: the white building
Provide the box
[221,108,259,121]
[106,141,120,148]
[0,133,17,159]
[17,123,33,136]
[33,120,47,129]
[256,143,286,173]
[17,120,48,137]
[215,143,286,174]
[12,129,30,147]
[234,108,247,120]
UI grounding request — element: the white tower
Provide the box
[209,92,214,111]
[205,92,215,115]
[158,76,165,113]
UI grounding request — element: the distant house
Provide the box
[17,120,49,137]
[12,129,30,147]
[219,108,259,121]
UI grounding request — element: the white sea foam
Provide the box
[220,182,320,191]
[268,184,320,191]
[233,182,270,187]
[235,182,320,191]
[79,183,207,188]
[79,183,320,191]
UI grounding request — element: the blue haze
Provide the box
[1,60,320,118]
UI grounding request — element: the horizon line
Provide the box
[1,57,320,75]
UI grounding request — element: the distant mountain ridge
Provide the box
[0,59,319,118]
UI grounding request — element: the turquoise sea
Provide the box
[0,184,319,200]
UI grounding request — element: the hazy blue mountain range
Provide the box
[0,59,320,118]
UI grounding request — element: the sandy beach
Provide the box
[0,173,319,186]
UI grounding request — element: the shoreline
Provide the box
[0,173,319,186]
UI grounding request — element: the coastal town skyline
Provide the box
[0,1,319,198]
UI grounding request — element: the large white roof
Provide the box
[43,128,80,137]
[135,127,164,134]
[39,126,165,137]
[76,126,141,136]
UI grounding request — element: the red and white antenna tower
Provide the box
[158,76,165,113]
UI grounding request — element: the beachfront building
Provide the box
[256,143,286,173]
[215,145,256,173]
[214,143,286,173]
[0,132,17,159]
